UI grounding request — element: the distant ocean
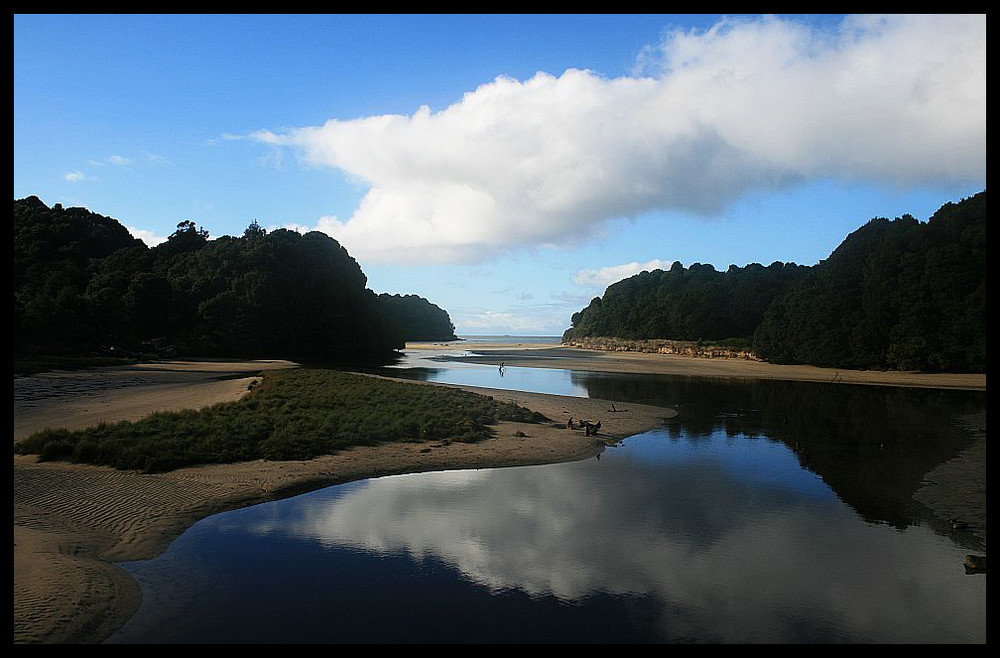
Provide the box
[455,335,562,345]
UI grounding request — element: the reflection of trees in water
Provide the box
[576,372,985,532]
[367,362,984,539]
[358,362,444,382]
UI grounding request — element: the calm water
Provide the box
[107,350,987,643]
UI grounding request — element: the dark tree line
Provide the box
[14,197,457,364]
[564,261,809,348]
[564,191,986,373]
[377,293,457,341]
[753,192,985,372]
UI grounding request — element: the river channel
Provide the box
[106,345,987,643]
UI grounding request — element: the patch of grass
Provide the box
[14,369,549,473]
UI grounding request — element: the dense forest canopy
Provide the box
[564,192,986,373]
[377,293,458,341]
[14,197,457,364]
[564,260,810,345]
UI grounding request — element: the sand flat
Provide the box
[14,359,296,441]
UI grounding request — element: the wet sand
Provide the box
[912,409,988,547]
[12,350,985,643]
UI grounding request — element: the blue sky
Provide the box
[14,14,986,336]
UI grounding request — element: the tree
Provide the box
[243,220,266,241]
[13,198,416,363]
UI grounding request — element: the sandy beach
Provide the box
[12,349,986,643]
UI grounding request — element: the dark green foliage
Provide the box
[14,369,548,472]
[377,293,458,341]
[14,196,147,355]
[753,192,985,372]
[14,197,417,365]
[564,260,808,344]
[565,192,986,373]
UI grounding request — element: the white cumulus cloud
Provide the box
[252,14,985,265]
[573,259,675,289]
[126,226,168,246]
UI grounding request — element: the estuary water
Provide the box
[106,347,987,643]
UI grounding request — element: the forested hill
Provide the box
[564,261,810,348]
[14,197,456,364]
[377,294,458,341]
[564,191,986,373]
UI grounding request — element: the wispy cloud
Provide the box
[144,152,171,166]
[68,152,168,184]
[88,154,133,167]
[63,170,90,182]
[573,259,674,288]
[252,14,985,266]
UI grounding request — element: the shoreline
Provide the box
[424,342,986,390]
[13,353,985,643]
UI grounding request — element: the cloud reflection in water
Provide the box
[251,432,984,643]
